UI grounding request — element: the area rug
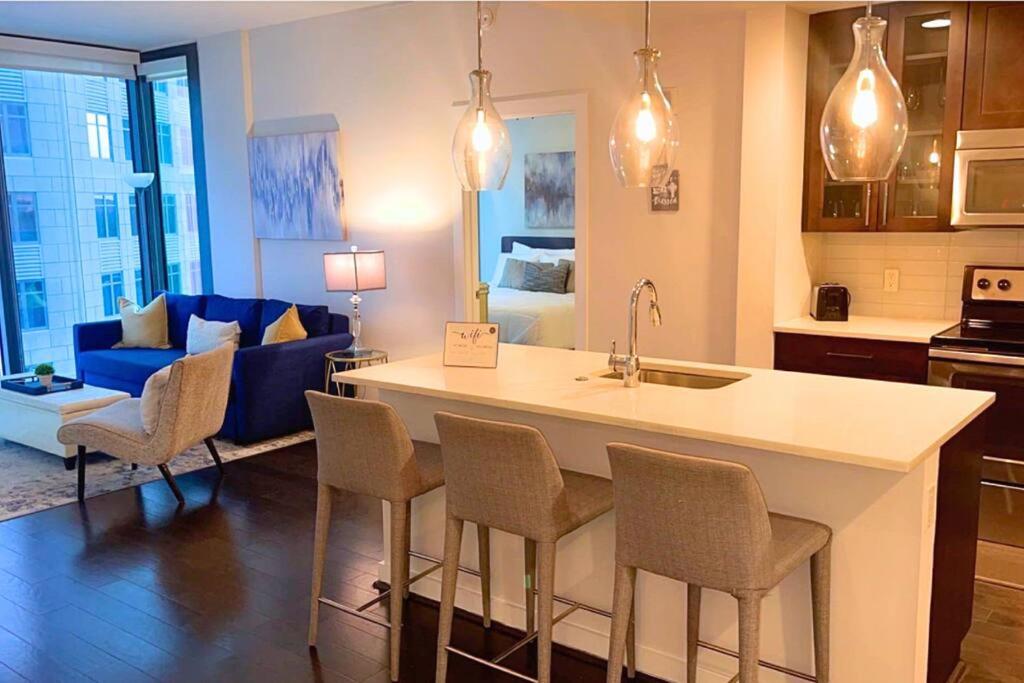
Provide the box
[0,431,313,522]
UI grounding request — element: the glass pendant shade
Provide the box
[820,15,908,181]
[609,48,678,188]
[452,70,511,191]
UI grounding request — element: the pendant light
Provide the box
[608,0,679,188]
[820,3,907,181]
[452,1,511,191]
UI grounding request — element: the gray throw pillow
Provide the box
[498,258,547,289]
[558,259,575,293]
[521,260,571,294]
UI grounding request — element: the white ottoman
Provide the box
[0,377,131,468]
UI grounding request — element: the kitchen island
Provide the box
[335,344,993,683]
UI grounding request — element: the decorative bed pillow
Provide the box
[558,259,575,293]
[499,258,555,289]
[186,315,241,355]
[490,252,541,286]
[521,260,571,294]
[512,242,575,264]
[262,304,308,345]
[140,363,172,434]
[113,294,171,349]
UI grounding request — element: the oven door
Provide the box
[929,349,1024,547]
[952,145,1024,227]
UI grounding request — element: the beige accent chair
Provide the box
[605,443,832,683]
[433,412,620,683]
[305,393,492,683]
[57,344,234,505]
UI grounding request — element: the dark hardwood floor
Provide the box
[0,442,660,682]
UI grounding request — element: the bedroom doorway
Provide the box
[476,112,578,349]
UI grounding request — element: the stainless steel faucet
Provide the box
[609,278,662,387]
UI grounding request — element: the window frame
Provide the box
[0,101,31,156]
[94,192,119,239]
[100,271,124,317]
[16,279,48,331]
[8,192,39,243]
[86,110,112,160]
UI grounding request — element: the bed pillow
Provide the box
[558,259,575,293]
[498,258,535,289]
[490,252,542,286]
[186,315,241,355]
[521,260,570,294]
[512,242,575,263]
[113,294,171,349]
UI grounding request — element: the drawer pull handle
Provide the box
[826,352,874,361]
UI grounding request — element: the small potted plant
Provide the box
[34,363,56,389]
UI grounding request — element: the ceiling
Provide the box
[0,1,383,52]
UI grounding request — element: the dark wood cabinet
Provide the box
[774,332,929,384]
[963,2,1024,129]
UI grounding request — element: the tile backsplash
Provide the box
[804,230,1024,321]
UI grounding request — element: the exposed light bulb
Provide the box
[471,108,492,152]
[851,69,878,128]
[635,92,657,142]
[921,17,951,29]
[929,139,940,165]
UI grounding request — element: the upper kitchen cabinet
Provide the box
[803,3,968,232]
[963,2,1024,129]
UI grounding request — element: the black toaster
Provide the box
[810,284,850,321]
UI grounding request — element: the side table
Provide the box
[324,349,389,398]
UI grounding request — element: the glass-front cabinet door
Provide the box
[881,2,968,231]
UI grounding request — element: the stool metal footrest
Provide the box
[445,646,538,683]
[318,556,445,630]
[698,639,817,682]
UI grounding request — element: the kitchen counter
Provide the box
[335,345,990,682]
[337,343,991,472]
[774,314,957,344]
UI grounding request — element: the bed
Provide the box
[486,236,576,349]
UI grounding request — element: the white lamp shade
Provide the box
[124,172,155,189]
[324,250,387,292]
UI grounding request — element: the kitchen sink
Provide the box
[599,367,747,389]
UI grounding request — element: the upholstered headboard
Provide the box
[500,236,575,253]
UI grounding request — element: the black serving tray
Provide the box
[1,375,83,396]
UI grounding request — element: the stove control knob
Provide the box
[999,278,1013,291]
[978,278,991,290]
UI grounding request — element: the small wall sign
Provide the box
[444,322,500,368]
[650,170,680,213]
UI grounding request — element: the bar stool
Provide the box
[305,393,492,682]
[605,443,831,683]
[434,412,632,683]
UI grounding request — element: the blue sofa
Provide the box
[73,292,353,444]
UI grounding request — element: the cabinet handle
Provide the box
[864,183,872,228]
[826,351,875,361]
[881,183,889,227]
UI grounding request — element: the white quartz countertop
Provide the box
[335,344,992,473]
[774,315,957,344]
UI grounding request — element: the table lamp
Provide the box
[324,247,387,353]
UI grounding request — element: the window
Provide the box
[0,101,30,155]
[7,192,38,242]
[101,272,124,317]
[16,280,47,330]
[134,268,143,300]
[95,194,119,238]
[129,194,138,236]
[162,194,177,235]
[86,112,111,160]
[167,262,181,293]
[122,116,132,161]
[184,193,196,232]
[156,122,173,163]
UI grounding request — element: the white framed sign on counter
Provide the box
[444,322,500,368]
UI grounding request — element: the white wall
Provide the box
[478,113,576,283]
[200,1,746,362]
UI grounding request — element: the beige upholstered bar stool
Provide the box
[305,393,492,682]
[605,443,832,683]
[434,412,629,683]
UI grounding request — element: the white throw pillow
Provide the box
[140,364,172,435]
[511,241,575,264]
[186,315,241,355]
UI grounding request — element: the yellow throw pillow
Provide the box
[114,294,171,349]
[262,304,308,345]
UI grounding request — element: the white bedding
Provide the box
[487,287,575,349]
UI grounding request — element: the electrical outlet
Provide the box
[884,268,900,293]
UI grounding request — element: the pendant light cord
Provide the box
[644,0,651,50]
[476,0,484,108]
[865,1,873,18]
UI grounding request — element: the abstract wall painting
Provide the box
[248,130,345,240]
[524,151,575,229]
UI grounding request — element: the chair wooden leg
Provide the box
[477,524,491,628]
[308,484,332,647]
[605,563,636,683]
[389,500,410,682]
[536,541,557,683]
[435,515,464,683]
[626,595,637,679]
[811,541,831,683]
[158,464,184,504]
[402,503,412,600]
[737,593,762,683]
[687,584,702,683]
[525,537,537,634]
[76,445,86,502]
[204,437,224,474]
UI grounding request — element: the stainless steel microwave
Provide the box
[952,128,1024,227]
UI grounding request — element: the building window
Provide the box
[162,194,177,235]
[0,101,30,155]
[101,272,124,317]
[16,279,47,330]
[156,122,173,164]
[134,268,143,300]
[86,111,111,160]
[7,192,38,242]
[95,193,119,238]
[122,116,132,161]
[129,194,138,236]
[167,262,181,293]
[184,193,196,232]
